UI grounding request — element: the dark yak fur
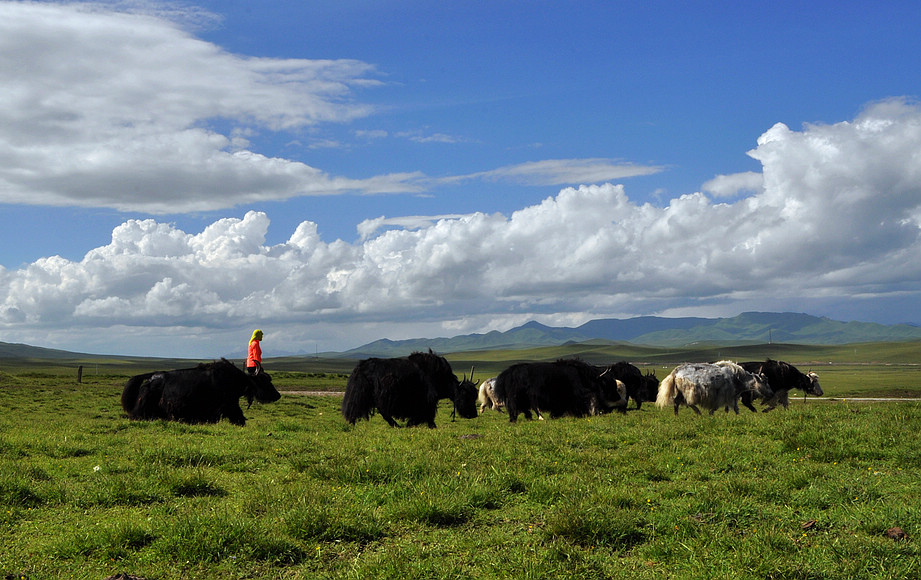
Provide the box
[738,359,823,412]
[494,358,626,423]
[598,361,658,410]
[341,350,478,428]
[122,358,280,426]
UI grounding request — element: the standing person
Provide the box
[246,329,264,374]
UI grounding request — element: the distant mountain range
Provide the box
[3,312,920,362]
[333,312,921,358]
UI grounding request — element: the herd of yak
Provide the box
[120,350,823,427]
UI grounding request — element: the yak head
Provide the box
[246,366,281,407]
[453,367,480,419]
[746,371,773,400]
[804,371,823,396]
[642,370,659,401]
[597,367,627,413]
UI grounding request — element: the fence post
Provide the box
[77,365,83,384]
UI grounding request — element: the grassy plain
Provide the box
[1,343,921,579]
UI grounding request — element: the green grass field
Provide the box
[1,344,921,578]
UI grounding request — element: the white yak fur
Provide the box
[656,361,772,416]
[477,377,503,414]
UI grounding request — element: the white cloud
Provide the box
[0,2,422,212]
[356,214,470,241]
[0,2,671,218]
[4,98,921,356]
[439,158,665,187]
[355,129,389,140]
[395,130,471,144]
[702,171,763,197]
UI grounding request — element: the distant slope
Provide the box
[0,341,100,360]
[0,342,212,372]
[631,312,921,346]
[335,312,921,358]
[5,311,921,362]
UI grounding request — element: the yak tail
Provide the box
[341,371,375,424]
[122,372,156,416]
[655,373,677,409]
[122,377,143,415]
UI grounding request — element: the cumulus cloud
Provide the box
[356,214,470,241]
[3,98,921,356]
[702,171,764,197]
[0,1,423,212]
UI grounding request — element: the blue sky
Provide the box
[2,1,921,357]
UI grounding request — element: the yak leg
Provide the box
[225,409,247,426]
[221,401,247,426]
[740,391,758,412]
[762,390,788,412]
[380,413,401,427]
[761,392,778,412]
[762,391,784,412]
[689,405,702,415]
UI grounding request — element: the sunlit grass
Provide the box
[1,368,920,578]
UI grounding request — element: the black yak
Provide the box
[341,350,478,428]
[656,361,772,416]
[598,362,658,410]
[122,358,280,426]
[739,359,823,412]
[493,358,626,423]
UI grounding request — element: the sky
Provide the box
[2,0,921,358]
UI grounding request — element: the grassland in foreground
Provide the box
[1,343,921,579]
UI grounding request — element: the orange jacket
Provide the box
[246,339,262,368]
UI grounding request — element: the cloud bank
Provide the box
[0,1,424,212]
[0,2,654,213]
[2,99,921,356]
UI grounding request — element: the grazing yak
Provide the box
[739,359,823,412]
[122,358,280,426]
[598,362,659,410]
[341,350,478,428]
[656,361,772,416]
[477,377,503,414]
[493,359,626,423]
